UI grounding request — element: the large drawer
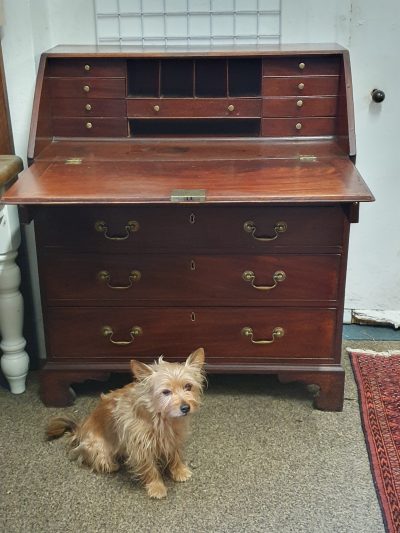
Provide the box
[45,307,337,361]
[127,98,261,118]
[262,76,339,97]
[41,253,340,305]
[49,78,126,99]
[35,205,346,253]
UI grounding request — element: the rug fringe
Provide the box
[346,347,400,357]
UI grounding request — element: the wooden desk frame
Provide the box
[4,44,373,410]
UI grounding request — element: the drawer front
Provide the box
[261,117,336,137]
[127,98,261,118]
[52,117,128,137]
[46,307,336,361]
[263,56,341,77]
[35,206,346,252]
[46,58,126,77]
[51,98,127,118]
[49,78,126,99]
[262,76,339,97]
[262,97,337,118]
[42,253,340,304]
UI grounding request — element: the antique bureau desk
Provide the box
[4,44,373,410]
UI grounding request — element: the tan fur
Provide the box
[46,348,205,499]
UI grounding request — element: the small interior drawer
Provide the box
[262,97,337,118]
[261,117,336,137]
[45,307,337,361]
[51,98,127,117]
[263,56,341,77]
[52,117,128,137]
[48,78,126,99]
[127,98,261,118]
[262,76,340,97]
[46,58,126,78]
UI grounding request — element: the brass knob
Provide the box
[86,122,93,129]
[295,122,302,130]
[85,104,92,111]
[227,104,235,112]
[83,85,90,93]
[84,64,91,71]
[153,105,160,112]
[298,62,305,70]
[296,100,303,107]
[298,82,305,90]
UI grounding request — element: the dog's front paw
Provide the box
[146,480,168,499]
[170,463,192,483]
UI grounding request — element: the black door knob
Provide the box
[371,89,385,103]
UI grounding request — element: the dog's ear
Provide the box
[130,359,153,380]
[185,347,205,367]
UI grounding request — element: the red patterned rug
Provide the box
[348,348,400,533]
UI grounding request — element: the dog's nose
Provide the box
[180,403,190,415]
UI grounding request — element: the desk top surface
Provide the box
[44,43,347,57]
[3,140,373,205]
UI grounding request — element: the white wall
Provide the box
[1,0,399,312]
[344,1,400,309]
[281,0,352,45]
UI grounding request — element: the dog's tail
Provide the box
[46,416,78,440]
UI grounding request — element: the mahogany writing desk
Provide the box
[4,44,373,409]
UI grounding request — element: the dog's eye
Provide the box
[184,383,192,391]
[162,389,171,396]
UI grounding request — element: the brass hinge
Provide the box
[299,155,317,162]
[65,158,82,165]
[170,189,206,202]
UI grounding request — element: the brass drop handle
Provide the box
[243,220,287,241]
[227,104,235,112]
[94,220,139,240]
[97,270,141,290]
[84,64,91,71]
[242,270,286,290]
[241,326,285,344]
[296,100,303,107]
[86,122,93,129]
[85,104,92,111]
[83,85,90,93]
[298,82,305,90]
[298,62,306,70]
[153,105,160,112]
[102,325,143,346]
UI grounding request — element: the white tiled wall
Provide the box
[95,0,281,45]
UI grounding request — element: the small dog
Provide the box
[46,348,205,499]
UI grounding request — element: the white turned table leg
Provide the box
[0,249,29,393]
[0,201,29,393]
